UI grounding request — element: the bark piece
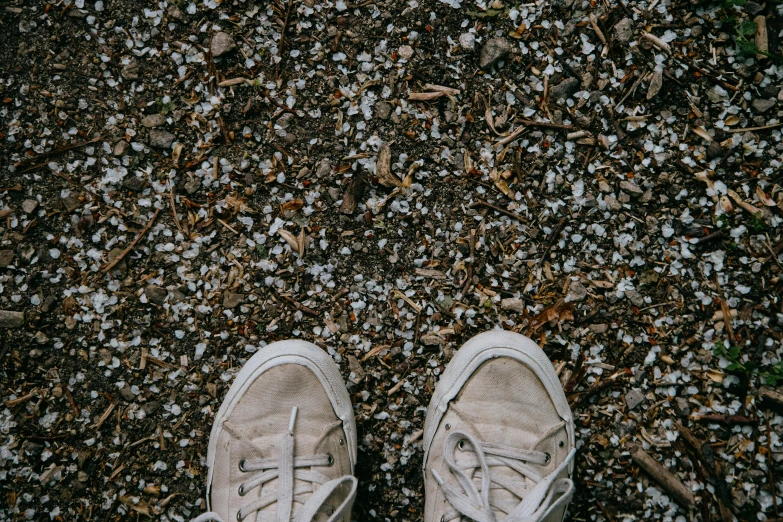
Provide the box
[629,445,696,510]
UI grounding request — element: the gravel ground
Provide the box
[2,0,783,521]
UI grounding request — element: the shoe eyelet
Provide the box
[238,484,247,497]
[558,441,565,448]
[237,510,246,522]
[339,438,345,445]
[238,459,247,472]
[327,453,334,466]
[440,516,445,522]
[544,452,551,464]
[445,423,451,431]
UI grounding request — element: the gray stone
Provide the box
[223,291,244,309]
[34,331,49,344]
[620,180,643,197]
[168,5,184,19]
[316,158,332,178]
[211,32,236,57]
[675,397,691,417]
[22,199,38,214]
[19,245,35,264]
[121,60,140,80]
[375,101,392,120]
[459,33,475,50]
[614,18,634,44]
[0,250,14,268]
[625,289,644,307]
[36,246,52,263]
[61,195,81,212]
[149,129,175,149]
[500,298,525,313]
[397,45,414,61]
[752,98,776,113]
[762,85,780,98]
[625,389,645,410]
[479,38,512,70]
[113,140,130,156]
[707,140,724,160]
[123,175,146,192]
[277,112,295,130]
[141,113,166,128]
[41,295,57,313]
[566,280,587,302]
[550,77,580,101]
[119,383,136,402]
[604,195,622,210]
[106,247,127,278]
[142,401,160,415]
[598,180,612,193]
[145,285,167,305]
[185,178,201,194]
[745,1,763,15]
[0,310,25,328]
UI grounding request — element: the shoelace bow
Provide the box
[193,407,357,522]
[433,431,575,522]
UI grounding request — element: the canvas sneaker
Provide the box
[193,340,358,522]
[423,331,576,522]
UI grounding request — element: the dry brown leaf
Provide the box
[172,142,183,164]
[376,142,402,188]
[490,169,514,198]
[424,83,460,95]
[282,198,304,211]
[728,189,762,215]
[408,91,446,101]
[755,186,776,207]
[646,69,663,100]
[719,195,733,213]
[278,228,305,257]
[642,32,671,54]
[691,126,712,142]
[225,193,252,213]
[530,301,575,330]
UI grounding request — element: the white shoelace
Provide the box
[432,431,575,522]
[193,407,357,522]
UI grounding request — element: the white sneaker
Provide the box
[423,331,575,522]
[193,340,358,522]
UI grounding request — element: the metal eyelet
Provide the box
[237,510,246,522]
[327,453,334,466]
[338,438,345,445]
[238,459,247,472]
[445,423,451,431]
[440,516,445,522]
[558,441,565,448]
[544,452,551,464]
[238,484,247,497]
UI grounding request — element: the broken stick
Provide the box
[101,208,161,273]
[629,445,696,510]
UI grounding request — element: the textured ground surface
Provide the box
[2,0,783,521]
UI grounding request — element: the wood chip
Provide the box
[629,445,695,510]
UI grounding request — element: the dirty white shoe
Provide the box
[423,331,575,522]
[193,340,358,522]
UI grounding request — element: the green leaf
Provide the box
[739,20,757,36]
